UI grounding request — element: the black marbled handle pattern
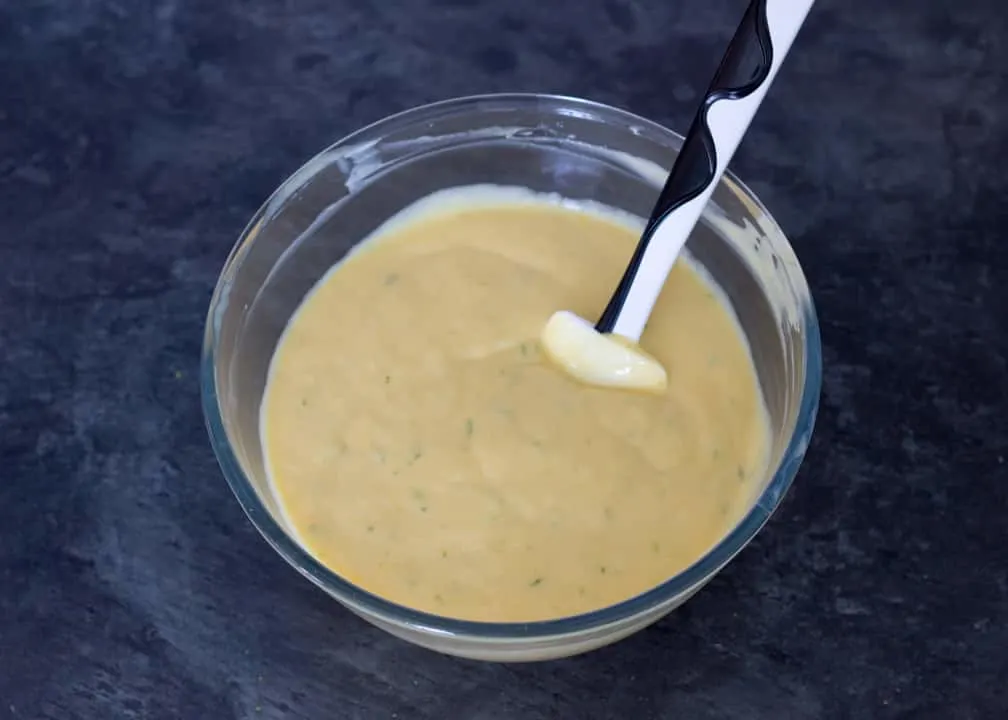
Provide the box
[595,0,774,334]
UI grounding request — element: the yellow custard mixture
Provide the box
[261,186,770,622]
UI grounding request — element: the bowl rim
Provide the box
[201,92,822,642]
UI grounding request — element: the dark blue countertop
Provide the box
[1,0,1005,717]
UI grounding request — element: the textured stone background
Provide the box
[1,0,1005,717]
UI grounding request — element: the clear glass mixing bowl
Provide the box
[201,93,821,661]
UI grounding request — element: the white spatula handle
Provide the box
[597,0,816,341]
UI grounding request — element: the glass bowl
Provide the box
[201,93,821,662]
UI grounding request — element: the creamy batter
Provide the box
[261,186,771,622]
[540,310,670,393]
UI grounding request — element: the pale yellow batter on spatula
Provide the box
[540,310,669,394]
